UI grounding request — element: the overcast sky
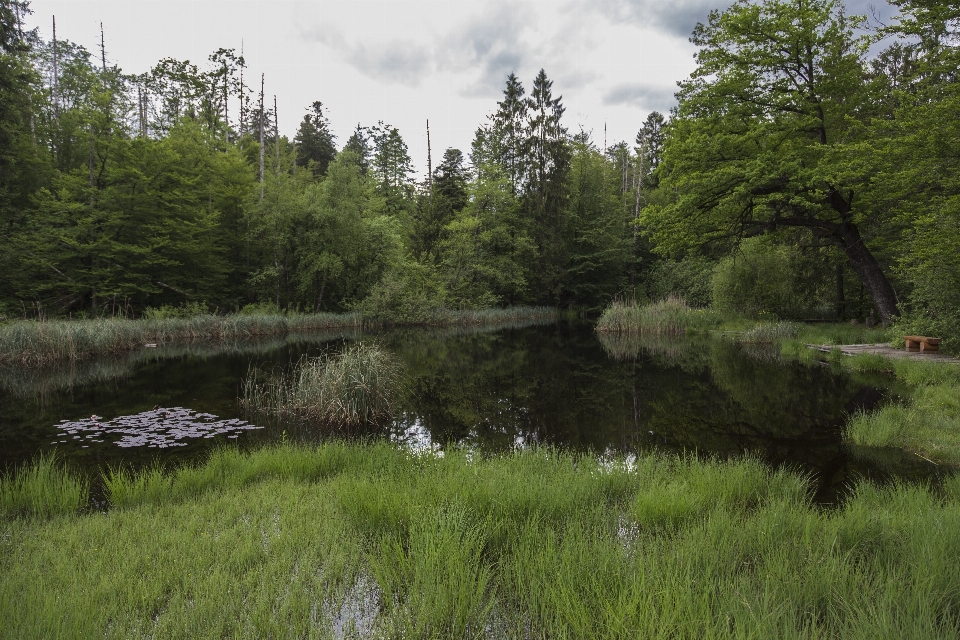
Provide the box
[26,0,898,179]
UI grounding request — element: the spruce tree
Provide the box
[294,101,336,178]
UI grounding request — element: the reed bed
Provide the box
[0,307,555,366]
[374,305,558,328]
[3,443,960,637]
[0,312,361,365]
[596,296,721,335]
[242,342,402,432]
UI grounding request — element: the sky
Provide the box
[25,0,899,179]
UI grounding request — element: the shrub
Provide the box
[644,256,716,308]
[712,238,796,318]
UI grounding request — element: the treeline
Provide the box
[0,1,659,321]
[1,0,958,339]
[641,0,960,340]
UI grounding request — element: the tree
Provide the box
[564,136,631,308]
[369,122,414,204]
[524,69,571,304]
[294,150,399,311]
[642,0,902,323]
[413,147,468,262]
[867,0,960,338]
[294,101,336,178]
[635,111,665,188]
[437,163,534,306]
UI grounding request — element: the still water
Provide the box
[0,321,935,500]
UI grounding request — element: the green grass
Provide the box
[242,342,403,432]
[0,454,87,518]
[3,443,960,637]
[596,296,722,335]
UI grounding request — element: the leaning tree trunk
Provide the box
[830,222,899,324]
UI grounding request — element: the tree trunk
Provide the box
[835,263,845,320]
[832,223,899,324]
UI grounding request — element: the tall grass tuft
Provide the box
[596,296,721,335]
[243,342,402,432]
[0,454,87,518]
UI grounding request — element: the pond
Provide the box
[0,320,936,501]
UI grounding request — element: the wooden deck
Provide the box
[806,343,960,363]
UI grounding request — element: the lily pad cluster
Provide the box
[53,407,262,449]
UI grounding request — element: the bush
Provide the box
[141,301,211,320]
[356,262,448,324]
[644,256,716,308]
[712,238,797,318]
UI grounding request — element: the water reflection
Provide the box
[0,321,937,499]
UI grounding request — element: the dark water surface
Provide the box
[0,321,936,500]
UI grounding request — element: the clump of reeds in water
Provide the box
[596,296,719,335]
[242,342,402,432]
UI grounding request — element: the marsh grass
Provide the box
[596,296,722,335]
[242,342,402,432]
[4,443,960,637]
[737,321,803,344]
[398,306,556,328]
[0,307,555,366]
[0,312,361,365]
[0,454,87,518]
[847,382,960,466]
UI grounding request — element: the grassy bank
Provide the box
[0,313,361,365]
[741,322,960,466]
[3,443,960,638]
[0,307,556,366]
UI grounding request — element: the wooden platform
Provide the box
[806,343,960,363]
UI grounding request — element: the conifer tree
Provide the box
[294,101,337,178]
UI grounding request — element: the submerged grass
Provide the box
[242,342,403,432]
[596,296,722,335]
[3,443,960,638]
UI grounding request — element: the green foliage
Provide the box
[643,0,902,323]
[355,261,447,324]
[712,237,797,318]
[293,151,401,312]
[644,255,716,308]
[142,301,210,320]
[437,164,535,307]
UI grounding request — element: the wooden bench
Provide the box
[904,335,941,353]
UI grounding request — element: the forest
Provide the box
[0,0,957,339]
